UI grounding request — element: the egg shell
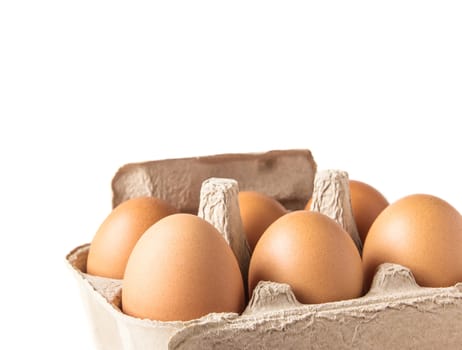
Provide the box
[363,193,462,290]
[349,180,389,243]
[238,191,287,251]
[122,213,245,321]
[248,210,364,304]
[86,196,178,279]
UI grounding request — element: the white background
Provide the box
[1,1,461,349]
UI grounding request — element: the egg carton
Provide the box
[66,150,462,349]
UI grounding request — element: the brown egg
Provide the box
[248,211,363,304]
[305,179,389,243]
[238,191,287,251]
[349,180,389,243]
[122,213,245,321]
[86,196,178,279]
[362,194,462,291]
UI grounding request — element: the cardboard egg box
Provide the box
[66,150,462,349]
